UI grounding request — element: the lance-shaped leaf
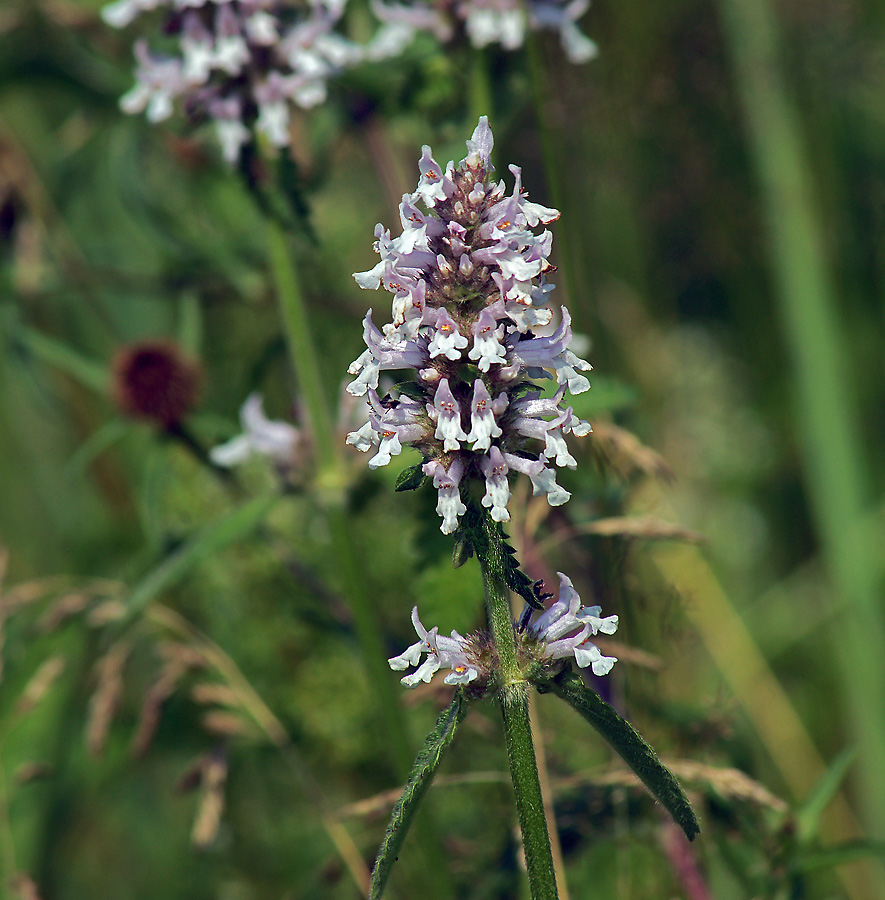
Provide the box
[543,669,700,841]
[370,689,468,899]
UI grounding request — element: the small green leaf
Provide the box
[370,690,468,900]
[795,747,856,843]
[395,464,425,492]
[452,535,473,568]
[391,381,426,402]
[546,669,700,841]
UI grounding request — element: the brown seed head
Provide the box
[112,340,201,429]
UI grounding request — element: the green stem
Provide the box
[469,50,494,135]
[716,0,885,847]
[265,218,339,482]
[477,506,558,900]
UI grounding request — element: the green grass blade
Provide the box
[546,669,700,842]
[122,492,278,625]
[14,325,109,395]
[795,748,857,844]
[715,0,885,846]
[794,841,885,875]
[369,689,468,900]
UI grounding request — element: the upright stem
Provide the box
[265,218,339,482]
[477,507,558,900]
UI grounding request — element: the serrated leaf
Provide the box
[395,464,426,492]
[369,690,468,900]
[546,669,700,841]
[462,505,543,609]
[795,747,856,843]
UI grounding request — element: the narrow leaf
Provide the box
[394,464,425,492]
[14,325,109,395]
[793,840,885,874]
[794,746,856,843]
[177,291,203,356]
[122,493,278,626]
[452,535,473,568]
[546,669,700,841]
[370,690,468,900]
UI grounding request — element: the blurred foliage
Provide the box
[1,0,884,898]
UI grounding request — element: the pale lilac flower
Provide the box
[103,0,363,160]
[522,572,618,676]
[389,607,481,687]
[347,118,593,532]
[388,572,617,691]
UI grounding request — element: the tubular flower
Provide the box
[102,0,362,162]
[388,572,616,692]
[519,572,618,677]
[347,118,593,533]
[389,607,486,688]
[366,0,598,64]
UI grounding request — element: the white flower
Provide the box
[210,393,300,467]
[389,606,480,687]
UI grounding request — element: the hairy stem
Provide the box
[477,506,558,900]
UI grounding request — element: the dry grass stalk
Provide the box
[37,592,89,632]
[10,873,42,900]
[16,656,66,716]
[569,516,705,543]
[86,641,131,756]
[201,711,256,739]
[190,747,228,849]
[190,682,242,708]
[589,421,675,483]
[560,759,787,813]
[130,655,194,759]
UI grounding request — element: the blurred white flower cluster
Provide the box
[368,0,597,64]
[102,0,362,161]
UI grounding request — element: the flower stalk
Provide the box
[478,504,559,900]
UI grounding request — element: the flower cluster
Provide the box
[389,572,617,690]
[368,0,598,64]
[347,117,593,533]
[102,0,362,162]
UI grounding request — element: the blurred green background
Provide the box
[1,0,884,898]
